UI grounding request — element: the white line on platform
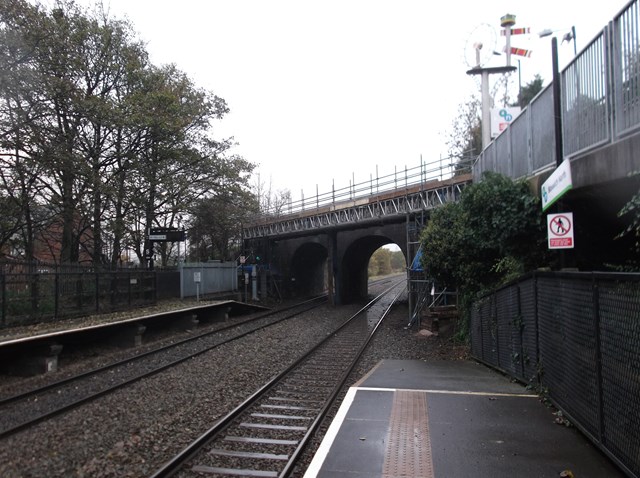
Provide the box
[357,386,538,398]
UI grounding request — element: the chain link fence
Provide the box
[471,271,640,477]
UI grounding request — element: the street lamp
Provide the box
[539,26,577,56]
[538,31,565,167]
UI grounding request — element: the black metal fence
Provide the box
[0,261,156,328]
[471,271,640,478]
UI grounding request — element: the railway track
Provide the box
[150,279,405,478]
[0,296,326,440]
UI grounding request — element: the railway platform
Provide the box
[0,299,264,376]
[305,359,623,478]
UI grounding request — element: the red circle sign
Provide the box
[550,215,572,236]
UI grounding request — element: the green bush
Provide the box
[420,172,547,337]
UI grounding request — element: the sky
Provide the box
[69,0,627,201]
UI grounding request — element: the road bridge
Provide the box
[243,159,471,305]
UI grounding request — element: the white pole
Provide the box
[481,70,491,149]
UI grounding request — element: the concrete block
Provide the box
[109,323,146,348]
[173,313,199,331]
[3,343,64,376]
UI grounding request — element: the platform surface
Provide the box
[305,359,624,478]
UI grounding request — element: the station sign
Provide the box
[547,212,574,249]
[148,227,186,242]
[542,160,572,211]
[491,106,521,138]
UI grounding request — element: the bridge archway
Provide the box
[339,235,402,303]
[290,242,328,297]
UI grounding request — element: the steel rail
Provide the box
[0,295,325,407]
[0,296,327,440]
[149,278,405,478]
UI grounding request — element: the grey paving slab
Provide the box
[307,360,626,477]
[317,390,393,477]
[427,392,623,477]
[358,359,530,395]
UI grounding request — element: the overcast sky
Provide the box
[70,0,626,200]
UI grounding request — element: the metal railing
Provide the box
[260,155,472,219]
[471,271,640,478]
[0,261,156,328]
[244,157,473,238]
[473,0,640,181]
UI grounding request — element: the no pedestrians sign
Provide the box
[547,213,574,249]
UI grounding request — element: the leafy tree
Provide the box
[616,171,640,270]
[515,74,544,108]
[252,173,292,216]
[420,172,547,333]
[376,248,393,276]
[368,248,406,277]
[446,96,482,164]
[0,0,254,268]
[187,159,257,262]
[0,0,147,264]
[390,250,405,271]
[447,75,544,173]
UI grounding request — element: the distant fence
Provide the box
[0,261,156,328]
[0,260,242,328]
[471,271,640,477]
[179,262,238,299]
[473,0,640,180]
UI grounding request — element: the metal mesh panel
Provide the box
[478,296,498,366]
[470,299,484,358]
[472,153,485,182]
[472,272,640,476]
[96,272,155,312]
[495,286,521,377]
[485,296,499,366]
[488,144,497,175]
[613,0,640,137]
[469,1,640,179]
[518,278,539,385]
[509,111,530,179]
[529,86,556,172]
[495,131,512,177]
[537,275,600,438]
[598,277,640,477]
[58,272,98,316]
[562,31,610,157]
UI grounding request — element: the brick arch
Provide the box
[338,233,405,304]
[290,242,329,297]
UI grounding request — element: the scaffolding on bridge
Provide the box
[406,214,430,328]
[405,214,457,330]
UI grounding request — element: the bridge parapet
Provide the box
[244,173,472,239]
[474,0,640,184]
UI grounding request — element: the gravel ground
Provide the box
[0,295,469,478]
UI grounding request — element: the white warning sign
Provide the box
[547,213,574,249]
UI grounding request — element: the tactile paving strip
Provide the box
[382,390,434,478]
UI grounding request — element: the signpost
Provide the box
[547,212,574,249]
[194,271,201,302]
[146,227,186,270]
[148,227,186,242]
